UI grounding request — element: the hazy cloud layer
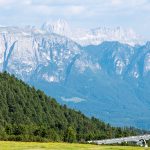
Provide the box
[0,0,150,38]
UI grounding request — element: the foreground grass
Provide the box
[0,141,149,150]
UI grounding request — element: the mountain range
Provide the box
[42,19,144,46]
[0,20,150,129]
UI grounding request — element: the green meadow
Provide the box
[0,141,149,150]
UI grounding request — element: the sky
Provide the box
[0,0,150,38]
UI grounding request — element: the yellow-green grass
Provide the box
[0,141,149,150]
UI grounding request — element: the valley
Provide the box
[0,1,150,149]
[0,25,149,128]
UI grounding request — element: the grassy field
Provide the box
[0,141,149,150]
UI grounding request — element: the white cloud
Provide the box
[111,0,122,6]
[66,6,86,15]
[0,0,32,7]
[0,0,150,38]
[29,4,54,15]
[21,0,32,5]
[0,0,15,6]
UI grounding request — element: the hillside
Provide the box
[0,72,142,142]
[0,26,149,129]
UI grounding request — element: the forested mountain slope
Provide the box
[0,72,142,142]
[0,26,150,129]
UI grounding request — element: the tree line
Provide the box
[0,72,146,142]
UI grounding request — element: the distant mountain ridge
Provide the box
[42,19,144,46]
[0,22,150,129]
[0,19,145,46]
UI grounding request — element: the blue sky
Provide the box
[0,0,150,38]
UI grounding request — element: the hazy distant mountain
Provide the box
[42,19,144,46]
[0,23,150,129]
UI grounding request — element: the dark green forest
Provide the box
[0,72,145,142]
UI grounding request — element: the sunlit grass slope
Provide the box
[0,141,149,150]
